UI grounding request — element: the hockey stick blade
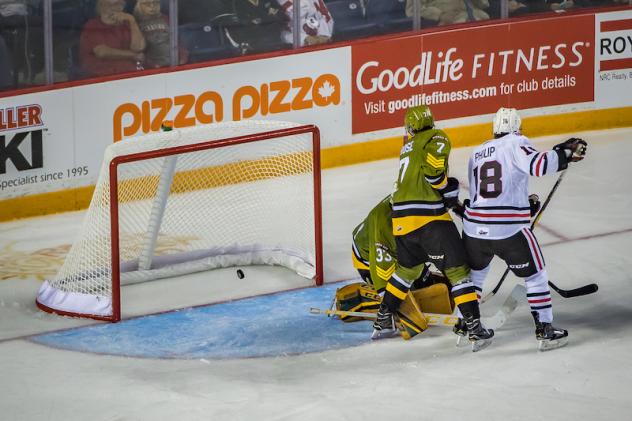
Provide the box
[548,281,598,298]
[482,284,525,330]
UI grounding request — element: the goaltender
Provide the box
[341,194,455,340]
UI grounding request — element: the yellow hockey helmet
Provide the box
[405,105,434,135]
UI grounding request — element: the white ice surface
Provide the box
[1,128,632,420]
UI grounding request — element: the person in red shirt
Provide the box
[79,0,146,77]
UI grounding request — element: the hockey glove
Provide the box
[528,194,540,217]
[452,201,465,218]
[440,177,460,209]
[554,138,587,162]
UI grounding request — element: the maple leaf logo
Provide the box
[312,75,340,106]
[317,81,336,99]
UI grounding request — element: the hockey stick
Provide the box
[483,284,525,330]
[310,284,523,330]
[481,170,568,303]
[309,307,459,327]
[548,281,598,298]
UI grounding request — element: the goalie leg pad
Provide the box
[395,291,429,340]
[412,283,454,315]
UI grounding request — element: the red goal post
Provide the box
[36,121,323,322]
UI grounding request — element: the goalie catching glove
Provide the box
[334,282,381,322]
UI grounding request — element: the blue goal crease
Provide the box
[30,279,372,359]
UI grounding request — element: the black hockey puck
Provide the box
[237,269,245,279]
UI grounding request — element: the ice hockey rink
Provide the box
[1,126,631,420]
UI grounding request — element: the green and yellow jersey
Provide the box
[351,196,397,292]
[391,129,454,236]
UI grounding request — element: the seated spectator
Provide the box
[134,0,188,68]
[406,0,490,25]
[227,0,290,55]
[0,34,13,90]
[0,0,43,86]
[276,0,334,46]
[79,0,146,77]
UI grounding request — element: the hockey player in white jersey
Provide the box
[460,107,587,351]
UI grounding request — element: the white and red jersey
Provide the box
[277,0,334,46]
[463,133,561,240]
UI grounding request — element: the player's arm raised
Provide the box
[513,136,586,177]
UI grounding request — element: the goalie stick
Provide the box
[309,307,459,327]
[310,284,524,331]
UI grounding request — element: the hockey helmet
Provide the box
[405,105,434,135]
[493,107,521,136]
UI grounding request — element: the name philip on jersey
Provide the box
[474,146,495,162]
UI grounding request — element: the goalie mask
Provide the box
[405,105,434,136]
[493,107,521,137]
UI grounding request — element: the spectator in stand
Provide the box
[0,0,43,86]
[0,34,13,90]
[406,0,490,25]
[134,0,188,68]
[228,0,289,54]
[276,0,334,46]
[79,0,146,77]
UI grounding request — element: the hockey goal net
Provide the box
[36,121,322,322]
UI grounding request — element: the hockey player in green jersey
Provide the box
[373,105,494,350]
[349,194,454,338]
[352,195,404,293]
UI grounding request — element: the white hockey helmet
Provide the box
[493,107,521,136]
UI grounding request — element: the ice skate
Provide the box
[466,317,494,352]
[536,323,568,351]
[371,304,399,340]
[532,311,568,351]
[532,313,568,351]
[453,318,469,347]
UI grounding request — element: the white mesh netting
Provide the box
[37,120,319,319]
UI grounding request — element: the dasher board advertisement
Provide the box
[595,9,632,107]
[351,14,595,134]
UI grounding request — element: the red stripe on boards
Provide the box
[600,58,632,72]
[600,19,632,32]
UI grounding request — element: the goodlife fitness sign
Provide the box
[351,14,595,134]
